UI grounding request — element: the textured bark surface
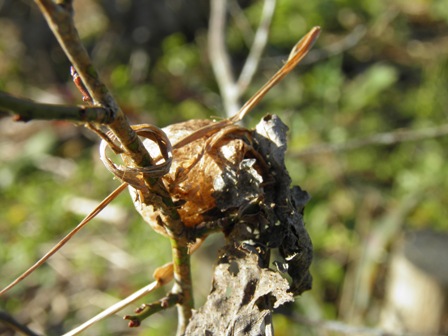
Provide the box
[183,115,313,335]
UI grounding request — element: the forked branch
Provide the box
[208,0,277,118]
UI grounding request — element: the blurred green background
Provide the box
[1,0,447,335]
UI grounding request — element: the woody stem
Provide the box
[170,237,194,335]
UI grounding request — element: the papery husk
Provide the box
[129,118,264,234]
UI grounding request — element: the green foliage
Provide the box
[1,0,447,334]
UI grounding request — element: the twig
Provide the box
[124,293,180,328]
[228,0,254,45]
[291,123,448,158]
[0,183,128,297]
[0,91,112,123]
[32,0,163,184]
[0,311,41,336]
[209,0,239,117]
[64,262,176,335]
[230,27,320,123]
[31,2,192,328]
[62,281,161,336]
[208,0,276,118]
[237,0,276,93]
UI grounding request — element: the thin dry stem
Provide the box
[230,26,320,123]
[0,183,128,297]
[0,91,111,123]
[63,280,161,336]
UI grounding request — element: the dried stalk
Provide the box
[0,182,128,297]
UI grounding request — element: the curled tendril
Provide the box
[99,124,172,189]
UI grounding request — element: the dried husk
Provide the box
[130,114,313,301]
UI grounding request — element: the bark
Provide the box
[183,114,313,335]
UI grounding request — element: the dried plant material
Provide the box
[185,115,312,335]
[125,27,320,237]
[97,27,317,334]
[185,247,293,335]
[130,119,259,230]
[131,114,312,292]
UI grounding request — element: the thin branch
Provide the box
[209,0,240,118]
[30,6,192,329]
[237,0,276,93]
[0,91,112,123]
[124,293,180,328]
[0,311,41,336]
[208,0,277,119]
[291,123,448,158]
[32,0,163,183]
[62,280,162,336]
[0,183,128,297]
[228,0,254,45]
[230,27,320,123]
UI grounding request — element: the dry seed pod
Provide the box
[129,119,265,236]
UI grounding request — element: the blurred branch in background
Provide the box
[208,0,276,118]
[340,192,421,324]
[0,91,111,123]
[0,311,41,336]
[292,123,448,158]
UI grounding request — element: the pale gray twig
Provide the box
[237,0,276,93]
[209,0,239,117]
[208,0,276,118]
[63,281,161,336]
[292,123,448,158]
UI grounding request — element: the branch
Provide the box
[62,281,162,336]
[63,262,175,335]
[209,0,239,117]
[237,0,276,93]
[24,2,192,330]
[33,0,159,179]
[0,311,41,336]
[0,91,112,123]
[124,293,180,328]
[208,0,276,118]
[170,238,194,335]
[291,123,448,158]
[0,183,128,297]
